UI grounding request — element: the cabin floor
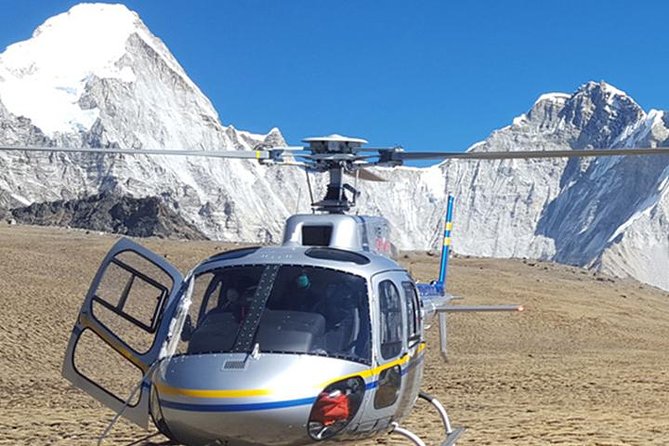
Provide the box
[1,223,668,445]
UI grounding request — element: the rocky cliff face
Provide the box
[1,4,667,291]
[357,82,669,290]
[11,191,207,239]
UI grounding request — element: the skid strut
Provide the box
[390,391,464,446]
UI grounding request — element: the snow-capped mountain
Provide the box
[355,81,669,290]
[377,82,668,290]
[368,82,669,289]
[0,3,307,243]
[1,4,668,292]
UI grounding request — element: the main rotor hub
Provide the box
[302,134,368,154]
[301,135,369,214]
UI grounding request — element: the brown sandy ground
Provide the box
[0,224,668,445]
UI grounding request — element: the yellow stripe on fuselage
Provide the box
[320,342,427,388]
[156,383,271,399]
[156,342,427,400]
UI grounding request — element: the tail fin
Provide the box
[416,194,523,361]
[416,195,456,319]
[437,194,455,290]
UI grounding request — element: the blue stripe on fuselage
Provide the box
[402,353,424,375]
[160,396,317,412]
[159,352,425,413]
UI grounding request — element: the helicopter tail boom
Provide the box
[417,196,523,360]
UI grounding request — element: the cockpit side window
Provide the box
[378,280,404,360]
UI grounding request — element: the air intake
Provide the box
[301,225,333,246]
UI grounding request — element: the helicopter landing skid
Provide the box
[390,391,465,446]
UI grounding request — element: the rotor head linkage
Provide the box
[302,135,367,214]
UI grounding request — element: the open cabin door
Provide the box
[62,238,183,428]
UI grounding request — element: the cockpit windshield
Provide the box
[179,264,371,364]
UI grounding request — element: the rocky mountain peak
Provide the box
[559,81,644,148]
[262,127,287,147]
[524,92,571,131]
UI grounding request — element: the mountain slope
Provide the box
[357,82,669,290]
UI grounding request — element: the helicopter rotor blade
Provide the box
[0,145,279,160]
[380,147,669,163]
[5,144,669,165]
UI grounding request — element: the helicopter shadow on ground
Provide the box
[123,432,177,446]
[125,433,233,446]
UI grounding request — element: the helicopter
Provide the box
[2,136,669,446]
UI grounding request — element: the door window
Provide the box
[91,251,171,354]
[378,280,403,360]
[402,282,421,346]
[373,365,401,409]
[73,329,143,405]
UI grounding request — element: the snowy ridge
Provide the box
[534,92,571,105]
[0,5,668,292]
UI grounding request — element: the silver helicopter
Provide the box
[3,136,669,446]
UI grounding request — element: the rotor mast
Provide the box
[303,135,367,214]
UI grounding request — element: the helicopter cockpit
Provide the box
[178,264,371,365]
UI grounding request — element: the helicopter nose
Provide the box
[155,394,316,446]
[150,353,371,445]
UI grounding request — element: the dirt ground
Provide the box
[0,224,668,446]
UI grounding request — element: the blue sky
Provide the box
[1,1,668,153]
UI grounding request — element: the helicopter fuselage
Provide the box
[151,245,425,445]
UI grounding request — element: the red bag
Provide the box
[311,391,350,426]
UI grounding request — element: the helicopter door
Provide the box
[370,273,408,423]
[62,238,183,428]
